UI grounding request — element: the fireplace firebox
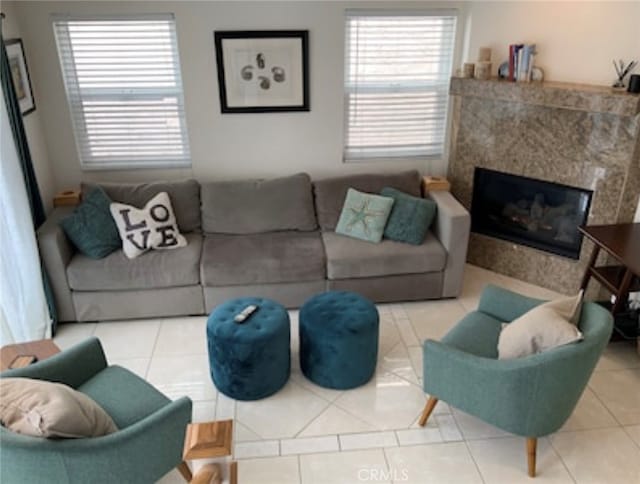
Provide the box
[471,168,593,259]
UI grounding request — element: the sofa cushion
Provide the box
[82,179,200,233]
[201,173,317,234]
[381,187,437,245]
[59,187,121,259]
[313,170,422,230]
[67,232,202,291]
[335,188,394,243]
[322,230,446,280]
[201,231,325,286]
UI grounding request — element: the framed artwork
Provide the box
[5,38,36,115]
[214,30,309,113]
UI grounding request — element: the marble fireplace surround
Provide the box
[448,78,640,295]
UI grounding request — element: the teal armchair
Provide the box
[419,285,613,477]
[0,337,193,484]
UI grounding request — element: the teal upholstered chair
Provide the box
[0,337,193,484]
[419,285,613,477]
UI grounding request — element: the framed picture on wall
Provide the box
[214,30,309,113]
[5,38,36,115]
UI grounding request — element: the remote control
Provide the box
[234,305,258,323]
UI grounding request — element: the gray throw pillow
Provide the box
[59,187,121,259]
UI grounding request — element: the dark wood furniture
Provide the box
[579,223,640,315]
[0,339,61,372]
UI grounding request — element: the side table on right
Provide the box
[579,223,640,352]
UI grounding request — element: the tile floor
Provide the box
[53,264,640,484]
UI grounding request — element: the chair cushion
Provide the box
[322,231,446,280]
[78,366,169,429]
[0,377,118,438]
[59,187,121,259]
[498,292,584,359]
[83,179,201,233]
[441,311,505,359]
[335,189,394,243]
[201,232,325,286]
[313,170,422,230]
[67,232,202,291]
[381,187,437,245]
[200,173,317,234]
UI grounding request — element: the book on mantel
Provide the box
[509,43,536,82]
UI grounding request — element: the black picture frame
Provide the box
[5,38,36,116]
[214,30,309,113]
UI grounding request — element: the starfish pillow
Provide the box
[335,188,394,243]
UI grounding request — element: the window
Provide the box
[53,15,190,170]
[344,11,457,162]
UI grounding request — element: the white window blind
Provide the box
[344,11,457,161]
[53,15,191,170]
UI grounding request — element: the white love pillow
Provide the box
[110,192,187,259]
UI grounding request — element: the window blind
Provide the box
[344,11,457,161]
[53,15,191,170]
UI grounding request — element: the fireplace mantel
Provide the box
[450,77,640,116]
[447,77,640,295]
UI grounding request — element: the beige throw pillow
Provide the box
[0,378,118,438]
[110,191,187,259]
[497,292,584,360]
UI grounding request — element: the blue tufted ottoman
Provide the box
[206,297,290,400]
[299,291,379,389]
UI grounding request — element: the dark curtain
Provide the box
[1,32,58,333]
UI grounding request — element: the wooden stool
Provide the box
[181,420,237,484]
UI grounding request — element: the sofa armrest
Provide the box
[37,207,76,322]
[0,337,107,388]
[426,191,470,297]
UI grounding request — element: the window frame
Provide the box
[343,9,460,165]
[52,13,191,171]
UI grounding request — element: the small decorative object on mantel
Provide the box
[214,30,309,113]
[628,74,640,94]
[612,59,637,89]
[474,46,492,80]
[462,62,475,78]
[499,43,538,82]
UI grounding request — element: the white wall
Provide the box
[2,1,55,211]
[465,1,640,85]
[8,0,640,210]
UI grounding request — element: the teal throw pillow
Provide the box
[60,187,121,259]
[381,187,437,245]
[335,188,394,243]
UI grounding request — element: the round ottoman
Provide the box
[299,291,379,389]
[207,297,290,400]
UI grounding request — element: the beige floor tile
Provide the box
[589,369,640,424]
[236,380,330,439]
[53,322,96,350]
[154,317,208,356]
[551,427,640,484]
[300,449,390,484]
[191,400,216,423]
[299,404,375,437]
[379,342,420,385]
[595,341,640,372]
[94,319,160,359]
[385,442,483,484]
[109,357,149,379]
[406,299,467,342]
[559,387,618,431]
[146,354,217,401]
[238,455,300,484]
[452,409,511,440]
[468,436,572,483]
[624,424,640,448]
[333,371,425,430]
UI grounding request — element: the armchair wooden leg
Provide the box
[527,438,537,478]
[177,461,192,482]
[418,397,438,427]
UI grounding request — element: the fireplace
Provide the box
[471,168,593,259]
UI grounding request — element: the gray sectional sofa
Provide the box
[38,170,470,322]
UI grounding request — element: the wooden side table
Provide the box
[0,339,61,372]
[180,420,237,484]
